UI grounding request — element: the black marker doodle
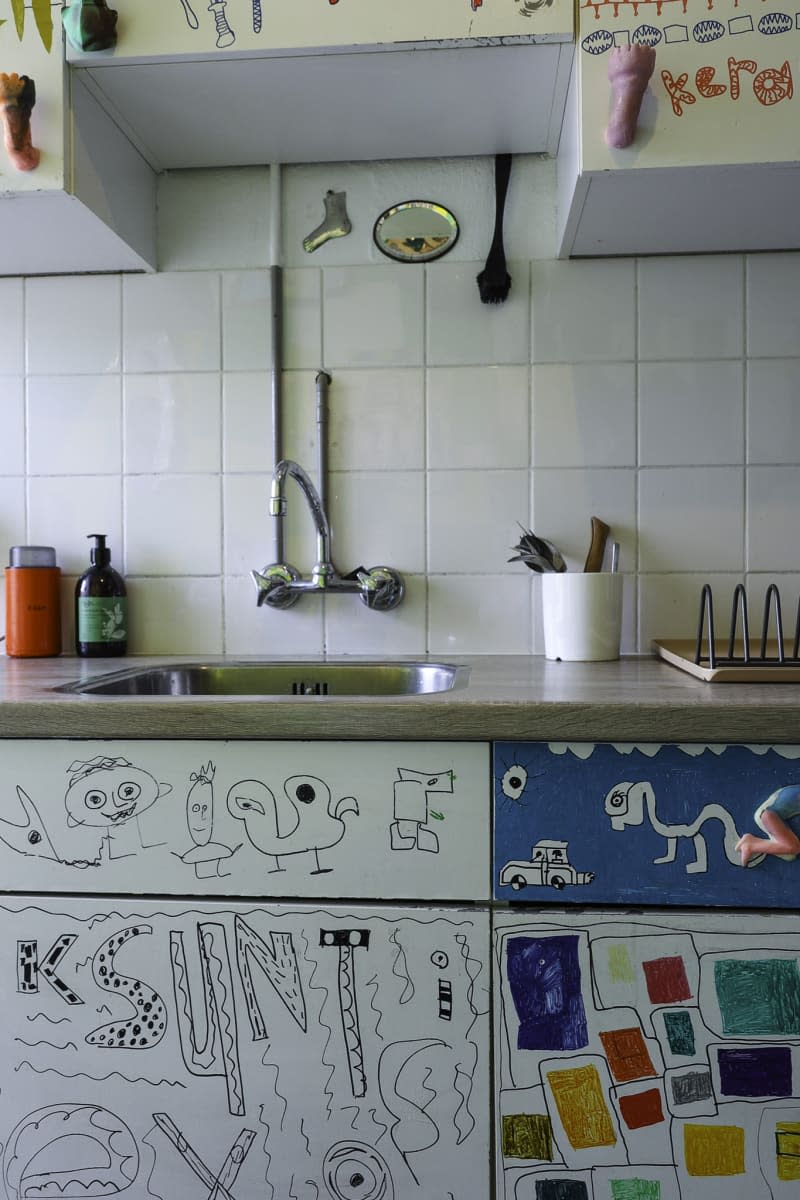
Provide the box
[177,0,199,28]
[437,980,453,1021]
[322,1140,395,1200]
[152,1112,255,1200]
[17,934,84,1006]
[227,775,358,874]
[234,915,307,1040]
[390,768,453,854]
[0,786,61,862]
[377,1039,447,1185]
[179,762,237,878]
[321,928,371,1098]
[253,0,262,33]
[2,1104,139,1200]
[86,925,168,1048]
[64,756,172,862]
[170,922,245,1115]
[208,0,235,46]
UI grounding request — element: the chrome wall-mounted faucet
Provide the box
[251,458,404,612]
[253,370,404,613]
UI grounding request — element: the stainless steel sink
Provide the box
[55,660,469,698]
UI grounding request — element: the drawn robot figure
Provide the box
[736,784,800,866]
[64,755,171,859]
[390,768,453,853]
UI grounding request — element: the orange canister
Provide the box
[5,545,62,657]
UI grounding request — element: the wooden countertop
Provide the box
[0,654,799,742]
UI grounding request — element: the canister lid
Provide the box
[8,545,57,568]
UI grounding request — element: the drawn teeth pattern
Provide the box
[581,28,614,53]
[633,24,662,45]
[758,11,793,32]
[693,19,725,41]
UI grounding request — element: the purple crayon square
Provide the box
[717,1045,792,1097]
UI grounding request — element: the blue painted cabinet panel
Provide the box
[494,742,800,908]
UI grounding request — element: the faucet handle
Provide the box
[356,566,405,612]
[251,563,301,609]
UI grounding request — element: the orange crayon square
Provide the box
[619,1088,664,1130]
[600,1027,657,1083]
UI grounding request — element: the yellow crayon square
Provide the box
[776,1123,800,1182]
[684,1124,745,1176]
[547,1064,617,1150]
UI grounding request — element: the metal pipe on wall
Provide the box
[269,162,285,563]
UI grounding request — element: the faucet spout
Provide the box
[270,459,333,583]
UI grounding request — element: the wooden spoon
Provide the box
[583,516,610,572]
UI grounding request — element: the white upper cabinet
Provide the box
[558,0,800,255]
[67,0,575,167]
[0,2,155,274]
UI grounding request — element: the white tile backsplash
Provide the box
[6,162,800,655]
[637,256,744,361]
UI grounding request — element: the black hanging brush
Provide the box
[477,153,512,304]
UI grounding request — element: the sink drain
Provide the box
[291,679,330,696]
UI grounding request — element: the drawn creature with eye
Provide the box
[64,756,171,859]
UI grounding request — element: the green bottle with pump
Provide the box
[75,534,127,657]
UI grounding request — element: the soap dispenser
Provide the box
[75,534,127,657]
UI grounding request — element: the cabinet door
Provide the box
[494,740,799,908]
[74,0,571,58]
[3,895,490,1199]
[494,907,800,1200]
[0,1,64,192]
[0,739,490,901]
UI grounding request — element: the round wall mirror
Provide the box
[373,201,459,263]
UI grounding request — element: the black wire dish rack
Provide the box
[653,583,800,681]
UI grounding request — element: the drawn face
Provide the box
[501,764,528,802]
[188,795,212,844]
[65,766,165,828]
[605,783,632,825]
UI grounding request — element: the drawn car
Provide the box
[499,839,595,891]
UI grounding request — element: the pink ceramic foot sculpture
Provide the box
[605,45,656,149]
[0,74,39,171]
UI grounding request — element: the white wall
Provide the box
[1,157,798,657]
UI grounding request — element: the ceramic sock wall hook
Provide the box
[303,190,352,253]
[62,1,118,53]
[605,45,656,149]
[0,74,39,172]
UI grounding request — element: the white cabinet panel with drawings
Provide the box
[0,740,490,901]
[4,895,491,1199]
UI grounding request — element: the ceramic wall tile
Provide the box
[327,368,425,471]
[638,255,744,360]
[428,573,531,654]
[322,265,424,367]
[639,360,744,466]
[428,468,529,574]
[531,258,636,363]
[123,272,221,372]
[125,373,221,474]
[324,572,428,656]
[0,279,24,375]
[221,269,272,371]
[747,252,800,357]
[27,475,123,575]
[26,275,121,375]
[747,465,800,573]
[0,379,24,475]
[427,261,530,366]
[326,470,426,574]
[223,573,325,656]
[223,471,317,579]
[284,268,323,369]
[747,359,800,464]
[639,466,744,573]
[531,467,637,573]
[428,365,529,469]
[532,362,636,467]
[127,576,223,653]
[27,375,122,476]
[0,476,26,557]
[638,570,744,646]
[125,474,222,576]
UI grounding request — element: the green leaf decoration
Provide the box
[32,0,53,51]
[430,810,445,821]
[10,0,24,41]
